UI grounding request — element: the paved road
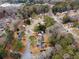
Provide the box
[21,17,44,59]
[21,39,32,59]
[21,30,32,59]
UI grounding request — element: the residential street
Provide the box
[0,2,79,59]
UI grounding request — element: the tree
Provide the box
[70,2,79,10]
[74,52,79,59]
[52,54,63,59]
[29,36,37,46]
[10,52,21,59]
[59,34,73,48]
[5,28,14,44]
[52,2,70,14]
[0,44,7,59]
[73,21,79,27]
[24,19,31,25]
[44,15,55,27]
[13,40,24,51]
[66,45,75,55]
[62,15,72,24]
[18,0,27,3]
[48,36,57,46]
[34,23,46,33]
[18,4,49,19]
[41,5,49,13]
